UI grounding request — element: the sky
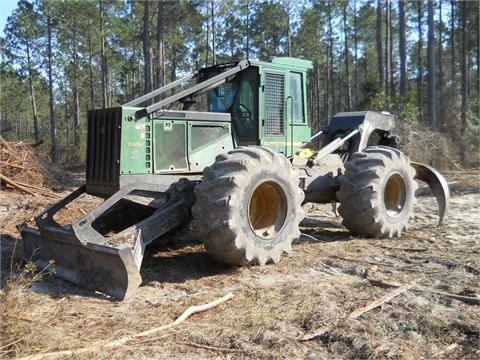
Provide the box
[0,0,18,37]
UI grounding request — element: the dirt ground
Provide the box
[1,170,479,359]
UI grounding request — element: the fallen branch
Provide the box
[310,262,342,276]
[412,288,480,305]
[175,341,245,354]
[349,283,414,319]
[0,173,35,196]
[19,292,234,360]
[3,313,34,322]
[379,246,428,253]
[0,160,25,170]
[367,278,402,289]
[12,179,52,192]
[10,180,62,199]
[367,278,480,306]
[300,232,327,243]
[329,254,393,267]
[0,336,27,351]
[298,326,329,341]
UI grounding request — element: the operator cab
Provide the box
[202,65,259,145]
[200,58,313,156]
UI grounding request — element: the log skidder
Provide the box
[21,56,449,299]
[192,146,304,266]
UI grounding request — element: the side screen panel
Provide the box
[264,72,285,136]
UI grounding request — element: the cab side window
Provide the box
[290,72,305,123]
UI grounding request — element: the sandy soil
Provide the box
[1,170,479,359]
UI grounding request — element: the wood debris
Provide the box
[298,326,329,341]
[349,283,414,319]
[0,138,66,198]
[367,278,480,306]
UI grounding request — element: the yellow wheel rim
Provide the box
[383,173,407,217]
[248,181,287,239]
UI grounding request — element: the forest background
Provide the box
[0,0,479,168]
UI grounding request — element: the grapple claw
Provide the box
[411,162,450,225]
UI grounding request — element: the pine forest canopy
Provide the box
[0,0,478,166]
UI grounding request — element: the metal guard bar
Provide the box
[134,59,250,119]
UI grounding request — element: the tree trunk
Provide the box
[427,0,437,130]
[399,0,407,96]
[205,13,209,67]
[26,41,40,142]
[327,0,335,116]
[143,0,152,94]
[63,77,69,162]
[354,0,359,107]
[171,49,177,84]
[100,0,109,108]
[477,1,480,97]
[286,1,292,57]
[343,2,352,111]
[73,43,80,147]
[314,23,321,127]
[460,1,467,164]
[46,14,57,163]
[87,32,95,109]
[385,0,391,95]
[211,0,216,65]
[438,0,444,131]
[450,0,455,80]
[389,0,395,96]
[245,1,250,60]
[376,0,384,85]
[155,0,165,100]
[417,0,424,123]
[314,61,321,129]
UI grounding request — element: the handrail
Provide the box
[133,60,250,119]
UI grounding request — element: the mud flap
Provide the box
[411,162,450,225]
[21,180,196,300]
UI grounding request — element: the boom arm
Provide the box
[127,60,250,120]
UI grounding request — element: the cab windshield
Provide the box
[206,66,259,143]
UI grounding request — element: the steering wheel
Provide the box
[238,103,252,122]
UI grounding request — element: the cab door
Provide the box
[260,70,310,156]
[286,71,310,156]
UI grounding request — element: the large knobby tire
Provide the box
[192,146,304,266]
[336,146,417,237]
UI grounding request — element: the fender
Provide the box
[411,162,450,225]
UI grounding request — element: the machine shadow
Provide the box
[2,220,350,300]
[140,233,235,285]
[298,217,352,244]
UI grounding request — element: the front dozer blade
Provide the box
[22,226,143,299]
[21,180,196,300]
[411,162,450,225]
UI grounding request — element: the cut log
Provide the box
[0,173,36,196]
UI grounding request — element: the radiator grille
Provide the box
[264,72,285,136]
[86,107,122,197]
